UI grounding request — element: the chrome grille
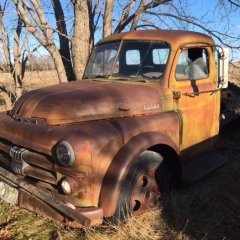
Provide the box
[9,146,27,160]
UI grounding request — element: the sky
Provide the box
[189,0,239,32]
[2,0,240,61]
[185,0,240,60]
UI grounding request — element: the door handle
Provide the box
[183,89,219,97]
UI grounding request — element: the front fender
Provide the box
[99,131,179,217]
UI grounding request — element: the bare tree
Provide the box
[28,54,55,71]
[103,0,114,37]
[227,0,240,8]
[113,0,171,34]
[51,0,75,81]
[4,0,239,88]
[12,0,68,83]
[0,2,28,108]
[11,0,176,83]
[72,0,91,80]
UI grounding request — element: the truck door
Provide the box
[171,45,220,156]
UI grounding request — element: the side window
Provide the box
[176,48,209,80]
[152,48,169,64]
[126,50,140,65]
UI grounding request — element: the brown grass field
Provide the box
[0,68,240,240]
[0,70,59,90]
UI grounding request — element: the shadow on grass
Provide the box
[161,124,240,240]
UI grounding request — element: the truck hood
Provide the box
[11,80,168,125]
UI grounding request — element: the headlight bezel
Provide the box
[56,140,75,167]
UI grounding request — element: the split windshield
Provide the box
[84,40,170,81]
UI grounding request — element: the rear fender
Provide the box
[99,131,179,217]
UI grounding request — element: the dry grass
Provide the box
[0,69,240,239]
[0,70,59,112]
[0,70,59,91]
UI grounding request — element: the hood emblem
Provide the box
[143,104,160,110]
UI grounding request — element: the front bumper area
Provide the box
[0,160,103,228]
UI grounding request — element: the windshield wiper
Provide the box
[108,76,149,82]
[85,74,109,79]
[131,79,149,82]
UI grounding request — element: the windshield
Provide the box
[84,40,170,80]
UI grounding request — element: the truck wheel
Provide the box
[113,150,171,222]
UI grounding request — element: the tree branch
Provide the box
[12,0,48,46]
[51,0,74,80]
[131,0,146,30]
[114,0,171,33]
[227,0,240,8]
[147,11,240,49]
[0,5,12,71]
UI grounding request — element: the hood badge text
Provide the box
[143,104,160,110]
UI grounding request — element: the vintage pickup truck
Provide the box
[0,30,229,227]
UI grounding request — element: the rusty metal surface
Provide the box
[18,189,65,223]
[0,79,180,210]
[129,167,159,214]
[19,189,103,228]
[99,130,179,217]
[0,164,103,226]
[24,166,56,184]
[9,81,169,125]
[0,30,222,224]
[0,80,174,154]
[99,30,214,48]
[170,45,220,156]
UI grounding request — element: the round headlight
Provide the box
[56,141,75,167]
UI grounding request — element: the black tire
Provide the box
[112,150,172,222]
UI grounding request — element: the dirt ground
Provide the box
[0,69,240,239]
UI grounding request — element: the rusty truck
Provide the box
[0,30,230,227]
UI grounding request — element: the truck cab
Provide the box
[0,30,228,227]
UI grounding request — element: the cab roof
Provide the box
[98,30,215,49]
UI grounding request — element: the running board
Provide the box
[182,152,229,184]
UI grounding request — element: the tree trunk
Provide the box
[13,0,68,84]
[103,0,114,38]
[51,0,75,81]
[49,46,68,83]
[72,0,91,80]
[131,0,146,30]
[13,16,23,100]
[13,64,23,100]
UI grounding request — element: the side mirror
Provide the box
[217,47,229,89]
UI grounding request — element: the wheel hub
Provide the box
[130,167,159,214]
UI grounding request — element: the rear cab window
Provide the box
[116,41,170,79]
